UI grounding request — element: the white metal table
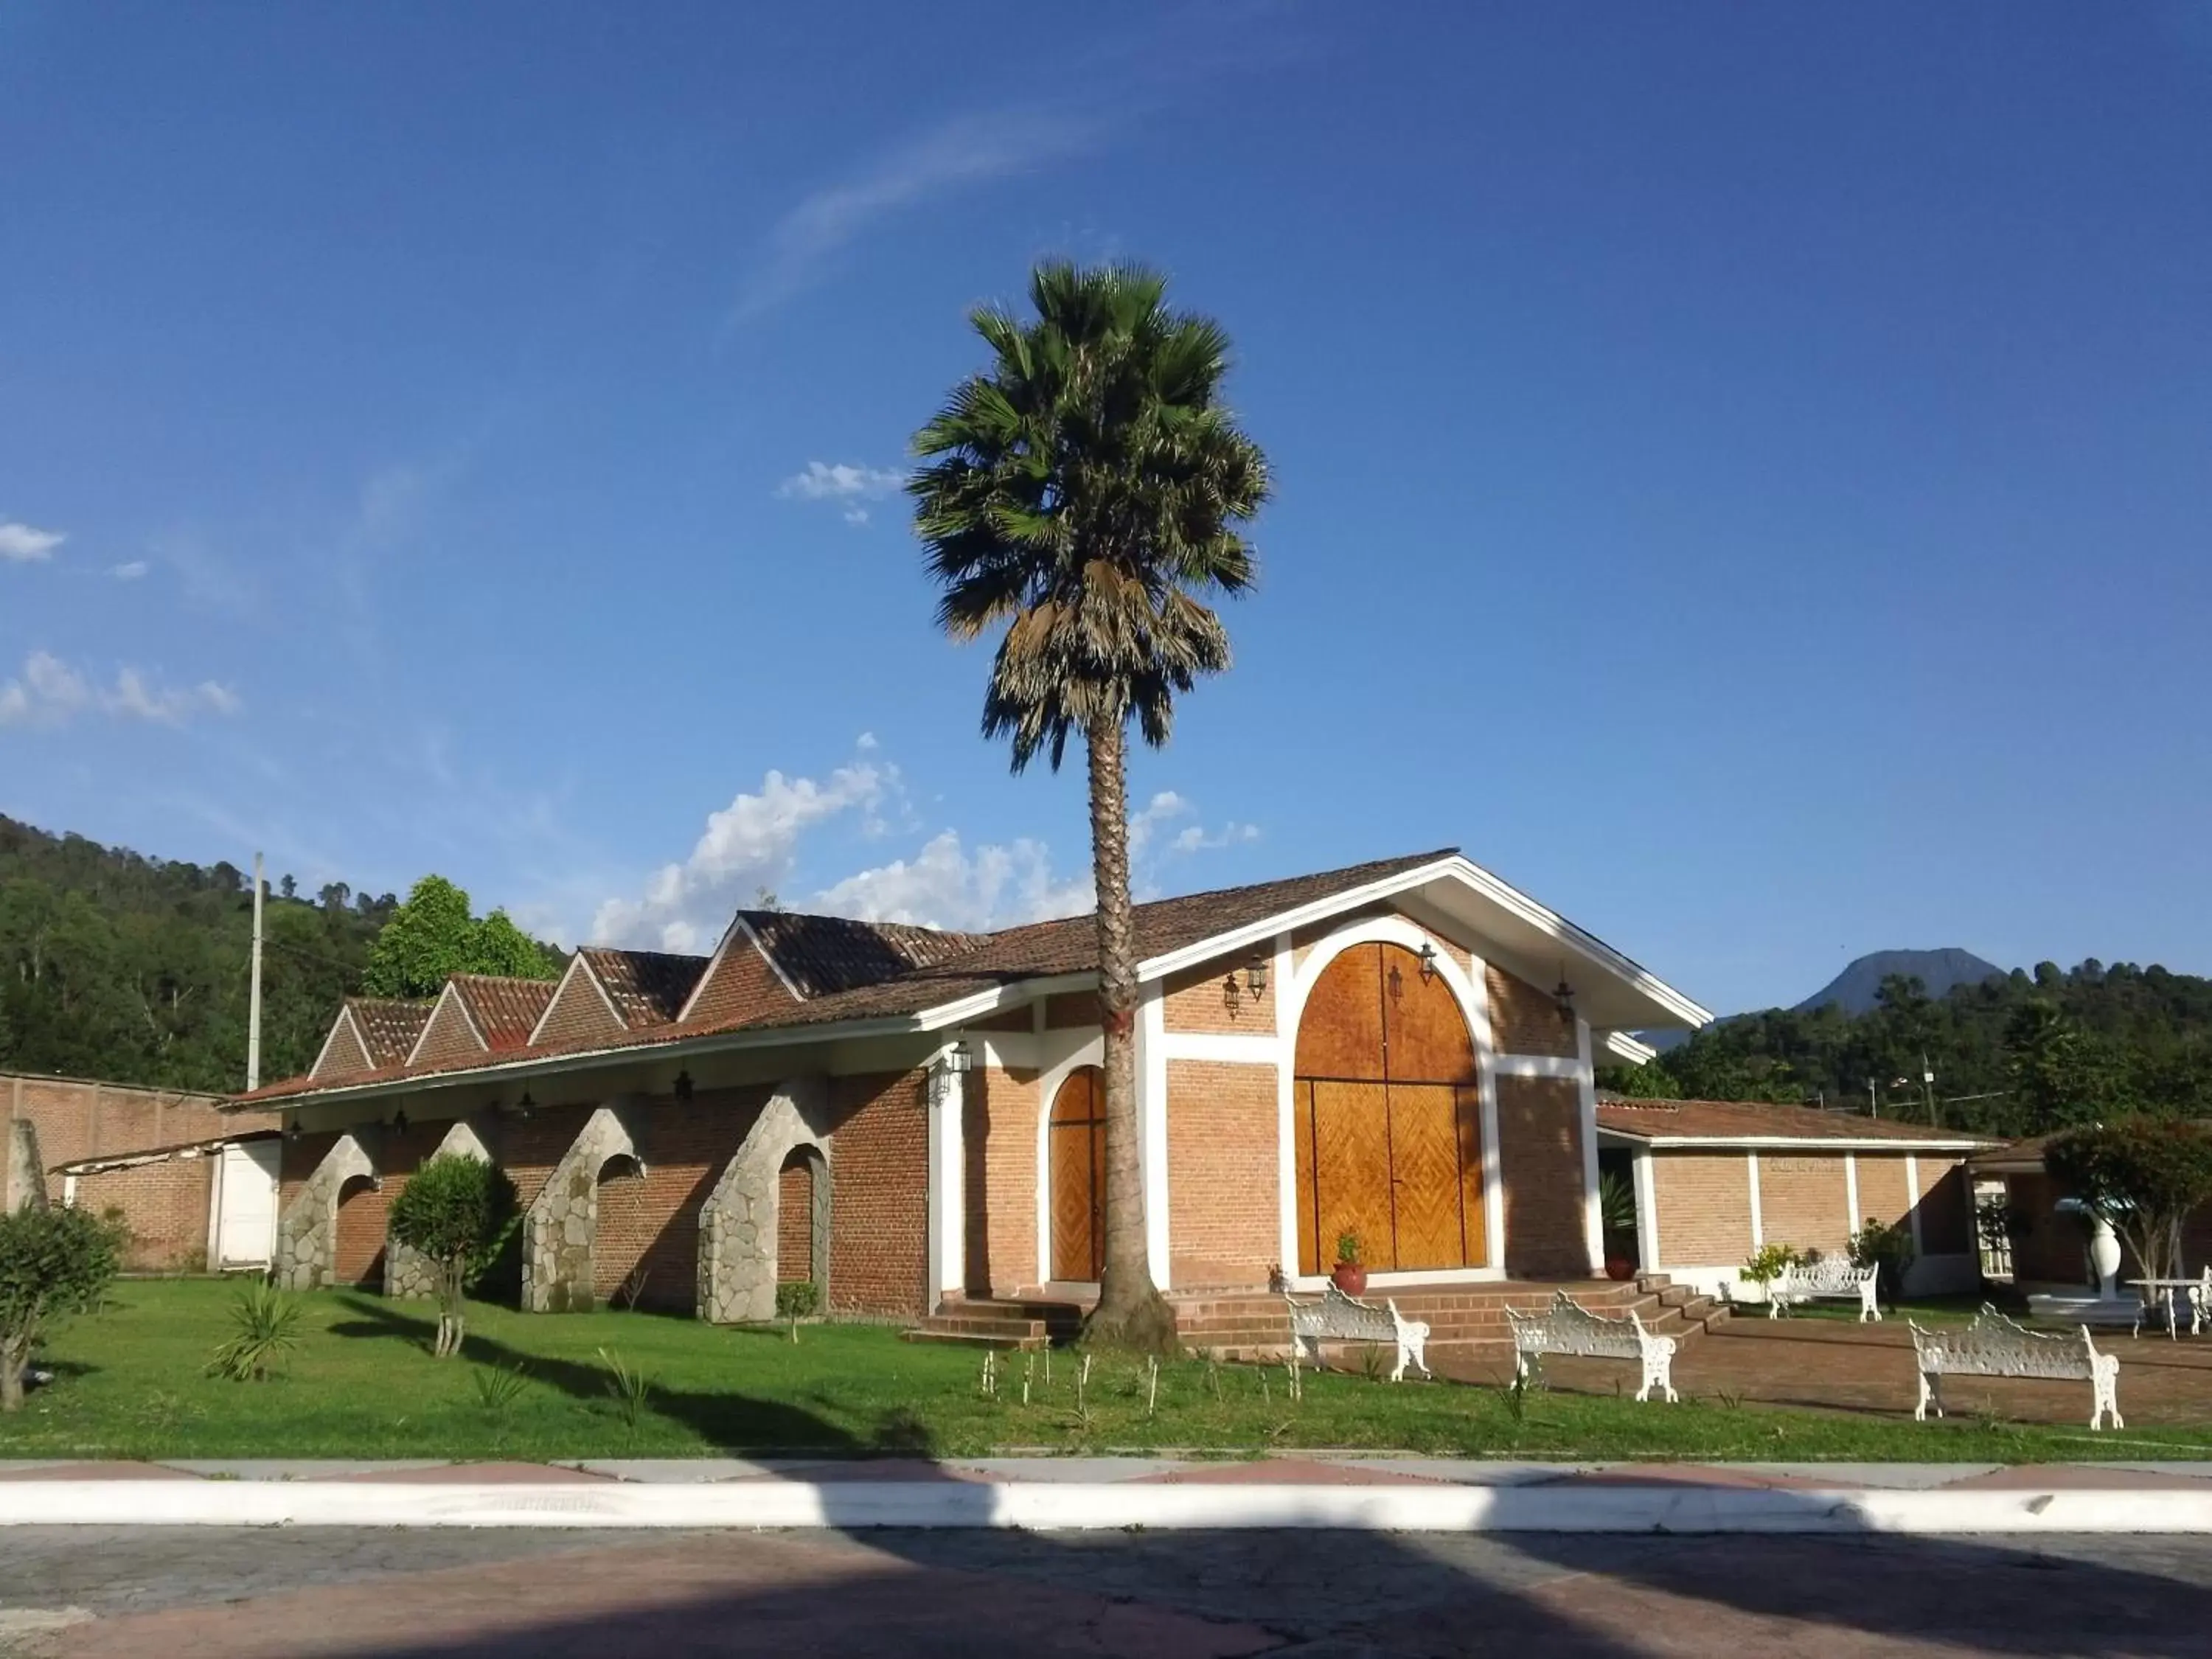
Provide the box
[2123,1273,2209,1339]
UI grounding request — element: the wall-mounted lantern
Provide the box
[1553,973,1576,1019]
[1222,959,1270,1018]
[673,1068,695,1103]
[1416,942,1439,986]
[391,1108,408,1135]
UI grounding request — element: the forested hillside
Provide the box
[1613,962,2212,1137]
[0,816,557,1095]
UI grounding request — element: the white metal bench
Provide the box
[1284,1283,1431,1382]
[1504,1290,1678,1403]
[1769,1256,1881,1321]
[1909,1304,2122,1430]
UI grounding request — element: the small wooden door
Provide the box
[1048,1065,1106,1282]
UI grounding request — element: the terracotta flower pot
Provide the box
[1604,1254,1635,1282]
[1331,1261,1368,1295]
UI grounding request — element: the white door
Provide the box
[216,1140,281,1268]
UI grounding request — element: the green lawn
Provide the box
[4,1278,2206,1464]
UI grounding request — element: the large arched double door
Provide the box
[1293,942,1488,1276]
[1048,1065,1106,1282]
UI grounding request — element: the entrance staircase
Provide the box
[904,1276,1728,1357]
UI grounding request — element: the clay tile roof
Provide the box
[577,947,710,1029]
[448,975,559,1051]
[740,911,991,999]
[1595,1097,1997,1146]
[344,998,434,1068]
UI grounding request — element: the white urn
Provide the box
[2087,1214,2123,1300]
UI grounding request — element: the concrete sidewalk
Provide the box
[5,1455,2212,1534]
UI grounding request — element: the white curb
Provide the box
[0,1480,2209,1533]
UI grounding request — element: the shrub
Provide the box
[0,1204,124,1411]
[387,1154,518,1358]
[1848,1217,1916,1307]
[774,1281,820,1320]
[206,1281,304,1382]
[1741,1242,1801,1301]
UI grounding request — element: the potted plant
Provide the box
[1598,1170,1638,1281]
[1331,1231,1366,1295]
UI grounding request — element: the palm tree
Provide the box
[911,262,1270,1351]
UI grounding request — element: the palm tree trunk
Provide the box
[1079,717,1178,1354]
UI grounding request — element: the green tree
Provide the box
[386,1154,519,1357]
[361,877,560,998]
[2045,1119,2212,1288]
[0,1203,123,1411]
[911,261,1269,1352]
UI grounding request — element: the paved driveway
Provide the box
[3,1525,2210,1656]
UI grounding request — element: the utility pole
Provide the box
[1868,1077,1878,1119]
[246,852,265,1093]
[1922,1052,1940,1128]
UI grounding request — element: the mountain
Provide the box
[1792,948,2008,1017]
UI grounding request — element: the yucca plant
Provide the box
[471,1362,530,1413]
[206,1281,303,1382]
[597,1346,653,1433]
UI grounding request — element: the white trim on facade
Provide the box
[1602,1029,1658,1066]
[1468,950,1508,1276]
[1575,1018,1603,1276]
[1603,1133,1990,1153]
[926,1050,964,1305]
[1030,1028,1107,1288]
[1631,1146,1660,1273]
[1154,1032,1279,1065]
[1844,1152,1861,1241]
[1491,1054,1585,1079]
[1138,984,1170,1287]
[1747,1152,1764,1251]
[1905,1153,1924,1256]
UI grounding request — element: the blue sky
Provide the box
[2,3,2208,1016]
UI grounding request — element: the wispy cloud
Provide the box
[0,521,64,563]
[813,830,1089,931]
[0,650,242,729]
[776,461,907,527]
[728,108,1102,327]
[109,560,149,582]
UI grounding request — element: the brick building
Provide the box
[4,1072,281,1270]
[1594,1097,1992,1301]
[237,848,1750,1333]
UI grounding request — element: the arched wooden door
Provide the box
[1293,942,1486,1276]
[1048,1065,1106,1282]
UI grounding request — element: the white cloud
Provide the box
[590,752,896,953]
[1171,821,1262,855]
[110,560,149,581]
[812,830,1089,932]
[779,461,906,502]
[729,108,1100,325]
[0,651,242,728]
[1127,790,1192,861]
[0,521,64,563]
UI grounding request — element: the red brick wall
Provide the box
[585,1089,769,1312]
[76,1158,214,1271]
[778,1157,813,1283]
[826,1068,928,1318]
[1486,967,1577,1058]
[333,1172,388,1287]
[1913,1156,1972,1255]
[1045,992,1101,1030]
[5,1073,266,1201]
[1166,1060,1279,1288]
[964,1066,1038,1295]
[533,967,625,1047]
[1163,956,1276,1035]
[684,939,799,1026]
[1651,1151,1754,1265]
[1494,1074,1589,1276]
[1854,1153,1916,1234]
[312,1017,375,1081]
[1758,1155,1852,1255]
[410,996,485,1067]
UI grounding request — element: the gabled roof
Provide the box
[448,974,558,1051]
[234,846,1712,1108]
[347,998,434,1068]
[1596,1097,1995,1150]
[576,947,710,1029]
